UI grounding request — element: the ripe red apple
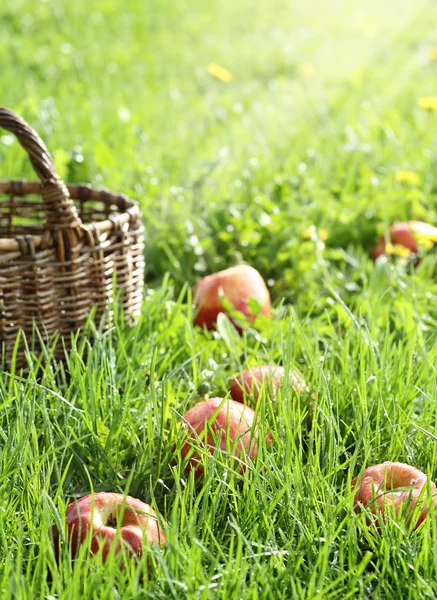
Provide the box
[372,220,437,262]
[193,265,271,331]
[352,462,437,530]
[229,364,314,405]
[372,222,418,262]
[179,397,271,479]
[52,492,166,563]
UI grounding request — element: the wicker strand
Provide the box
[0,108,82,230]
[41,181,82,229]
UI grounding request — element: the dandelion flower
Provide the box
[299,63,315,78]
[319,228,328,241]
[385,243,412,258]
[395,170,419,185]
[302,226,328,241]
[409,220,437,247]
[416,236,434,250]
[207,63,232,83]
[418,96,437,111]
[428,47,437,61]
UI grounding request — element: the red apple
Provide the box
[372,222,418,262]
[52,492,165,563]
[179,397,271,479]
[372,220,437,263]
[352,462,437,530]
[229,364,314,405]
[193,265,271,331]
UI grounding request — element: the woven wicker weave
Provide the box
[0,108,144,366]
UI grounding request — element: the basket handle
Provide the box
[0,107,82,229]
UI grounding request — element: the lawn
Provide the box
[2,0,437,597]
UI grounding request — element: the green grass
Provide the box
[2,0,437,597]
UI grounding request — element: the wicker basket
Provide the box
[0,108,145,366]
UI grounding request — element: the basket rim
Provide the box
[0,179,142,252]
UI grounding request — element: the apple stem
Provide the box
[106,514,117,527]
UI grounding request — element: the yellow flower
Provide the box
[409,220,437,248]
[319,228,328,241]
[299,63,315,78]
[416,236,434,250]
[207,63,232,83]
[385,243,412,258]
[418,96,437,111]
[428,47,437,60]
[302,226,328,241]
[395,170,419,185]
